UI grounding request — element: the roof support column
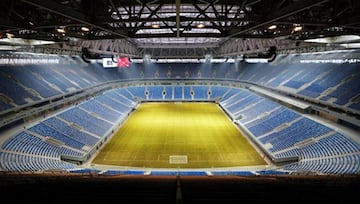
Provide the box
[176,0,181,37]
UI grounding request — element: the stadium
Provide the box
[0,0,360,203]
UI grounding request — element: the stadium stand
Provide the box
[1,79,359,175]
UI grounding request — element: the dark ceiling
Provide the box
[0,0,359,57]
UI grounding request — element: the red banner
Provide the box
[117,57,130,68]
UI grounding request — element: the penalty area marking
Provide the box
[169,155,188,164]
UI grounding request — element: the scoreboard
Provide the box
[102,57,130,68]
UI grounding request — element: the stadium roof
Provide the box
[1,0,360,59]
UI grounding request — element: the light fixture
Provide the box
[81,27,90,32]
[144,54,152,63]
[196,23,205,28]
[205,54,212,63]
[56,27,66,33]
[293,26,303,32]
[268,25,277,30]
[6,33,14,39]
[151,23,160,29]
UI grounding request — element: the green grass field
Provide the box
[92,102,267,168]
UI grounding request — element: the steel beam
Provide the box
[21,0,129,38]
[227,0,329,38]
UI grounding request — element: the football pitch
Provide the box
[92,102,267,168]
